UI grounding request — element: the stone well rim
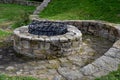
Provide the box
[14,25,82,42]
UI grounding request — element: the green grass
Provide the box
[0,74,49,80]
[40,0,120,23]
[0,74,38,80]
[0,29,12,41]
[0,3,35,24]
[95,66,120,80]
[0,3,35,41]
[0,29,11,37]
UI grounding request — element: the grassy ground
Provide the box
[0,3,35,41]
[95,66,120,80]
[0,3,35,24]
[40,0,120,23]
[0,29,12,41]
[0,74,39,80]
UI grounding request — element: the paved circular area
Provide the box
[0,35,113,80]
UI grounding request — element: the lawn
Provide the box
[40,0,120,23]
[0,3,35,41]
[95,66,120,80]
[0,3,35,24]
[0,74,39,80]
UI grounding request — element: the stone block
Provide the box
[81,26,88,34]
[72,41,80,48]
[34,49,46,54]
[22,40,30,49]
[13,46,20,53]
[44,42,50,49]
[105,47,120,60]
[92,70,109,78]
[113,40,120,49]
[30,41,39,49]
[109,35,116,42]
[61,42,72,48]
[68,55,84,67]
[92,56,120,71]
[39,42,45,49]
[59,37,68,42]
[65,35,74,41]
[20,49,33,57]
[82,22,90,27]
[80,64,99,76]
[29,15,39,20]
[99,29,109,39]
[58,67,83,80]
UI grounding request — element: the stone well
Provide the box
[13,23,82,59]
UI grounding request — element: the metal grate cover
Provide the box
[28,20,68,36]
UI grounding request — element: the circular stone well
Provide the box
[13,25,82,59]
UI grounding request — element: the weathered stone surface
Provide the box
[105,47,120,59]
[99,29,109,39]
[72,41,80,48]
[44,42,50,49]
[113,40,120,49]
[59,37,68,42]
[22,41,30,49]
[92,70,109,78]
[58,67,83,80]
[53,75,64,80]
[48,60,60,68]
[16,71,22,75]
[81,76,94,80]
[30,41,39,49]
[29,15,39,20]
[109,35,116,42]
[61,42,72,48]
[33,0,51,15]
[80,64,99,76]
[0,49,2,52]
[0,66,4,69]
[0,55,2,59]
[6,66,15,71]
[67,55,84,67]
[58,58,68,63]
[92,56,120,71]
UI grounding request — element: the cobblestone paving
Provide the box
[0,35,113,80]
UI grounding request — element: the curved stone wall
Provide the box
[38,20,120,42]
[0,0,41,6]
[33,0,51,15]
[13,25,82,59]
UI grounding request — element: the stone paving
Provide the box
[0,35,113,80]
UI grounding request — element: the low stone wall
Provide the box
[36,20,120,42]
[13,25,82,59]
[0,0,41,6]
[33,0,51,15]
